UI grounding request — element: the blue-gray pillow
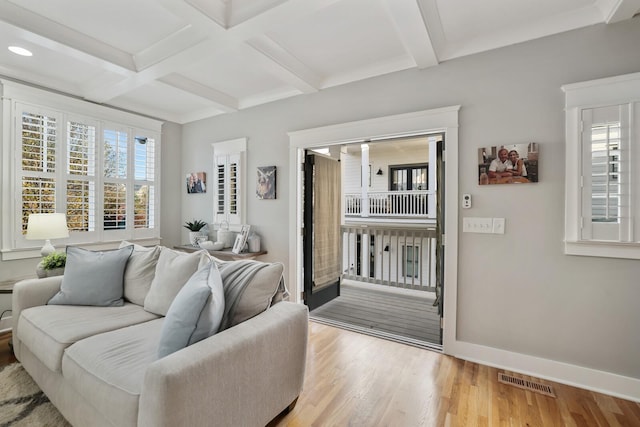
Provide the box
[157,263,225,358]
[48,245,134,307]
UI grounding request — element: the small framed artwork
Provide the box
[232,224,251,254]
[477,143,539,185]
[186,172,206,193]
[256,166,276,199]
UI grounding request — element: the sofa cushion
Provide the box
[18,303,159,373]
[218,261,284,330]
[157,263,225,358]
[48,245,133,307]
[119,241,161,306]
[62,319,164,427]
[144,247,208,316]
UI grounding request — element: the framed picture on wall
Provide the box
[256,166,276,199]
[186,172,206,193]
[477,143,539,185]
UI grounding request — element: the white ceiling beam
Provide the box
[598,0,640,23]
[226,0,289,27]
[417,0,446,63]
[246,35,321,93]
[0,0,135,72]
[133,25,209,71]
[159,74,239,112]
[381,0,439,68]
[184,0,228,28]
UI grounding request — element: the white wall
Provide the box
[181,18,640,387]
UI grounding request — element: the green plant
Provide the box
[41,252,66,270]
[183,219,207,232]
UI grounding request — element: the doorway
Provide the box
[287,106,460,353]
[301,134,445,348]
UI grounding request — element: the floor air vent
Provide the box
[497,372,556,397]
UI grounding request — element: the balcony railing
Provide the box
[345,190,432,218]
[341,224,437,292]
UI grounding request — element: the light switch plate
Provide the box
[492,218,505,234]
[463,217,493,233]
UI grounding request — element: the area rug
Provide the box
[0,363,70,427]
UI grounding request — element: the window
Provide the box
[390,164,428,190]
[2,81,162,256]
[212,138,246,227]
[562,72,640,259]
[402,245,420,278]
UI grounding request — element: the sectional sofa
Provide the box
[11,243,309,426]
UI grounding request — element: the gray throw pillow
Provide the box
[157,263,225,358]
[48,245,134,307]
[219,261,284,330]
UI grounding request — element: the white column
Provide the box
[361,144,369,218]
[428,137,437,219]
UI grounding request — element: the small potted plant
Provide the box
[183,219,208,246]
[37,251,67,278]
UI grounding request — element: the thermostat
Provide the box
[462,194,472,209]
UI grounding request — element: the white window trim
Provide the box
[1,80,163,260]
[562,72,640,259]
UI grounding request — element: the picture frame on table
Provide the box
[231,224,251,254]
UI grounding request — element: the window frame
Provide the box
[562,72,640,259]
[1,80,163,260]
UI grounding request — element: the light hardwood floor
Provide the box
[2,326,639,426]
[269,321,640,426]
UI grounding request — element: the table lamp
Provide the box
[25,213,70,256]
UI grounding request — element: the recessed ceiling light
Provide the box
[8,46,33,57]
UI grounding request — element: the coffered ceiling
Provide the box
[1,0,638,124]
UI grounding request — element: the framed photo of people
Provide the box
[477,143,539,185]
[186,172,206,193]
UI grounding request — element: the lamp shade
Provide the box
[25,213,69,240]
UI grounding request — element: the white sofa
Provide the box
[11,245,308,427]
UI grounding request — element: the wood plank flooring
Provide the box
[268,322,640,427]
[310,281,441,346]
[1,326,640,426]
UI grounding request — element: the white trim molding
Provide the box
[450,340,640,403]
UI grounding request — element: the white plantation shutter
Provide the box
[212,138,246,227]
[66,119,96,234]
[17,104,61,239]
[133,136,157,236]
[214,153,241,225]
[580,105,630,242]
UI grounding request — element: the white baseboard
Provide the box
[0,315,12,334]
[450,340,640,403]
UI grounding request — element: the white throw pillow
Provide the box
[119,241,161,306]
[157,263,225,358]
[144,247,209,316]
